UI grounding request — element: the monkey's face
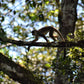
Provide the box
[32,30,37,35]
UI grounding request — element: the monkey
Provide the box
[28,26,65,51]
[31,26,65,42]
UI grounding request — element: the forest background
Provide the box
[0,0,84,84]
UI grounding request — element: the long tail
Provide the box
[54,28,65,42]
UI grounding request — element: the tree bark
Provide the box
[0,53,43,84]
[59,0,78,39]
[54,0,78,84]
[0,37,83,48]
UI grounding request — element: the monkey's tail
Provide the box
[54,29,65,42]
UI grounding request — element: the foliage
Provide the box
[0,0,84,84]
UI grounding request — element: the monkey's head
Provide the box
[32,30,38,35]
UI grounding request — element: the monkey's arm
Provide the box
[32,35,38,42]
[40,34,49,42]
[28,36,38,51]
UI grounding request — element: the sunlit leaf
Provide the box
[45,1,49,4]
[45,63,51,68]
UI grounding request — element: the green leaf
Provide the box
[45,63,51,68]
[45,1,49,4]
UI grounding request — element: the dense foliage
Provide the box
[0,0,84,84]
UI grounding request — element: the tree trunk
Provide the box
[59,0,78,39]
[54,0,78,84]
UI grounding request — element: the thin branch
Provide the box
[78,3,84,8]
[0,43,12,49]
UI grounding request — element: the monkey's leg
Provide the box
[41,34,49,42]
[49,31,56,42]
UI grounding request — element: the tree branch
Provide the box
[0,43,12,49]
[0,37,84,48]
[0,38,84,48]
[0,53,43,84]
[78,3,84,8]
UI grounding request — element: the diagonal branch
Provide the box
[0,53,43,84]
